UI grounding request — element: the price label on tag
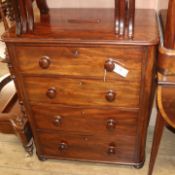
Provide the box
[113,63,129,78]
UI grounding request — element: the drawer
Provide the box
[24,76,140,108]
[14,46,143,81]
[32,105,138,136]
[37,131,136,163]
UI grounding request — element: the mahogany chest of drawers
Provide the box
[2,8,159,168]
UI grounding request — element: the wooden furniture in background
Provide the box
[8,0,135,39]
[164,0,175,49]
[0,0,33,155]
[148,0,175,175]
[2,0,159,168]
[0,73,33,155]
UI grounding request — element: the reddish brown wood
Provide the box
[158,47,175,75]
[18,0,27,33]
[148,76,175,175]
[118,0,126,37]
[148,1,175,173]
[164,0,175,49]
[11,0,22,35]
[2,8,159,167]
[114,0,119,34]
[5,0,135,38]
[2,9,158,45]
[13,46,142,81]
[127,0,135,39]
[25,0,34,32]
[37,131,136,163]
[31,104,138,136]
[148,112,165,175]
[36,0,49,14]
[0,3,34,153]
[23,76,140,108]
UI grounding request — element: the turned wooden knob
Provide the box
[39,56,51,69]
[46,87,57,99]
[106,90,116,102]
[107,143,116,155]
[106,119,117,130]
[58,142,68,151]
[53,116,62,126]
[104,59,115,72]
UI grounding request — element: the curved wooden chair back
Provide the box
[0,74,17,134]
[148,1,175,175]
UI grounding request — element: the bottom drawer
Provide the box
[37,131,136,163]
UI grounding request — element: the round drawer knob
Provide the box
[106,90,116,102]
[46,87,57,99]
[106,119,117,130]
[104,59,115,72]
[58,142,68,151]
[39,56,51,69]
[53,116,62,127]
[108,143,116,155]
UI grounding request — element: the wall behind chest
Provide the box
[47,0,158,9]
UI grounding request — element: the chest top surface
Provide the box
[2,8,159,46]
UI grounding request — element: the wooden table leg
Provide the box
[11,0,22,35]
[148,112,165,175]
[36,0,49,14]
[25,0,34,32]
[18,0,27,33]
[118,0,126,37]
[114,0,119,35]
[128,0,135,39]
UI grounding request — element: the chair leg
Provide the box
[10,115,33,156]
[36,0,49,14]
[148,112,165,175]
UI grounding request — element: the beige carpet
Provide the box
[0,62,8,76]
[0,127,175,175]
[0,23,8,76]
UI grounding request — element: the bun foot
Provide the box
[37,154,47,161]
[133,161,145,169]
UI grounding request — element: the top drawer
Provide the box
[14,46,143,81]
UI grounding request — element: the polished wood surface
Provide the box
[37,131,136,163]
[3,9,158,45]
[159,0,175,49]
[148,75,175,175]
[148,1,175,174]
[24,76,140,108]
[3,0,135,38]
[14,46,142,81]
[32,104,138,136]
[158,47,175,75]
[158,78,175,127]
[164,0,175,49]
[3,6,159,167]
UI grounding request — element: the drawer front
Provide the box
[37,131,136,163]
[14,46,143,81]
[32,105,138,136]
[24,77,140,107]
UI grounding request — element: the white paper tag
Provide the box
[113,63,129,77]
